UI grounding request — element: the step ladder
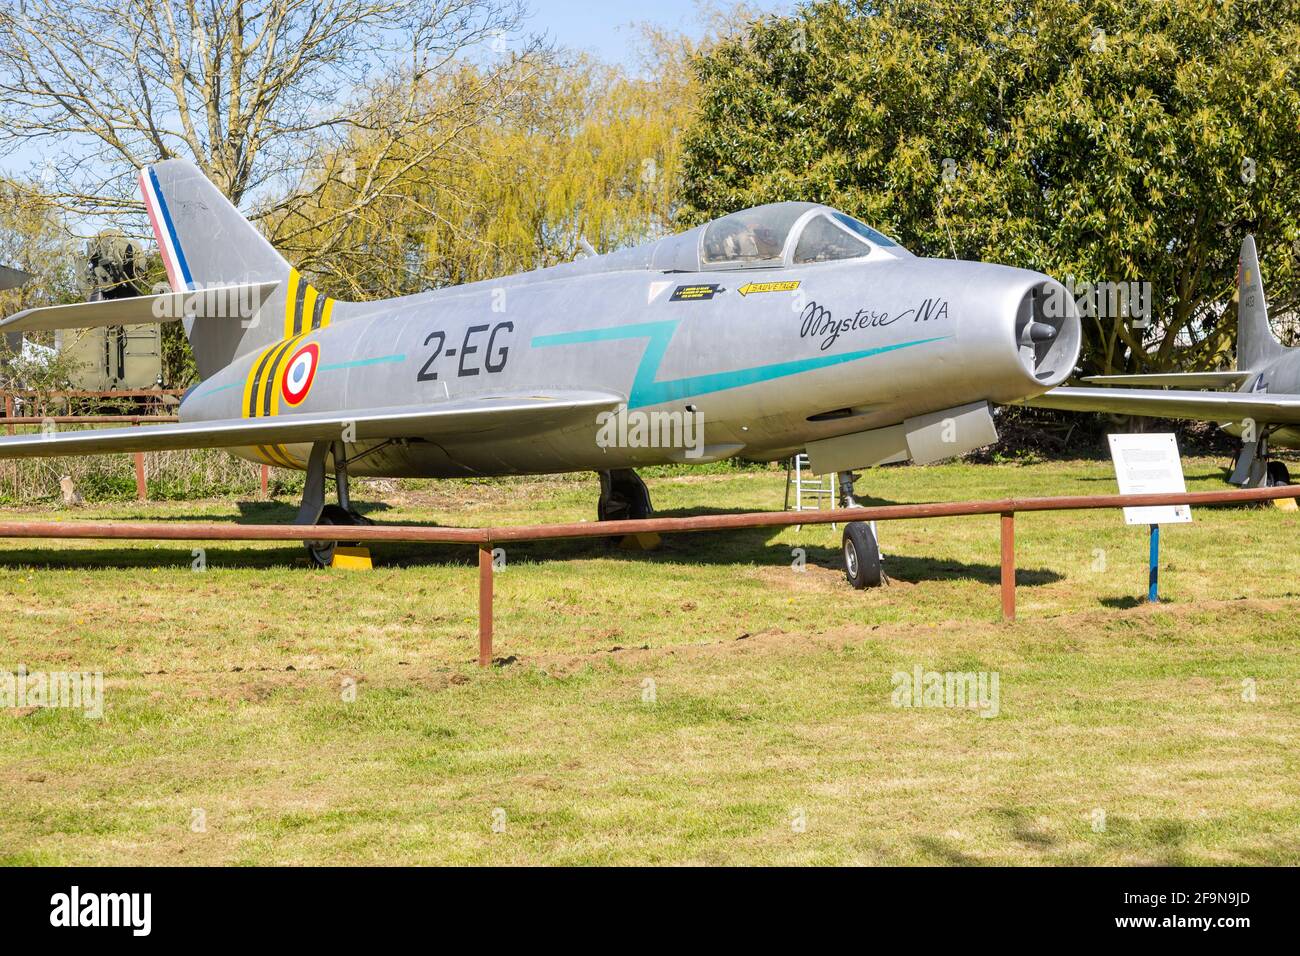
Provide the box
[784,454,837,530]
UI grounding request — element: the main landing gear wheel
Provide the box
[306,505,373,568]
[597,468,653,522]
[1266,461,1292,486]
[298,440,374,567]
[842,521,883,590]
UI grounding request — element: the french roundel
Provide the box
[281,343,319,407]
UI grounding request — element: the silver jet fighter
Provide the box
[1024,236,1300,489]
[0,160,1081,583]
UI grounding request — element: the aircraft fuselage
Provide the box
[180,252,1076,478]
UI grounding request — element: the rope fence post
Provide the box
[134,454,147,501]
[1000,511,1016,622]
[132,421,146,502]
[3,393,14,500]
[478,542,494,667]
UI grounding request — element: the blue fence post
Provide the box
[1147,523,1160,603]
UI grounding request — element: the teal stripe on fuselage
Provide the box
[187,352,407,402]
[532,320,950,410]
[319,353,406,371]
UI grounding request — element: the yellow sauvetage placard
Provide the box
[738,280,801,297]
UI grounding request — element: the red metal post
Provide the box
[478,543,494,667]
[260,464,269,499]
[4,394,13,500]
[1000,512,1015,622]
[132,420,146,501]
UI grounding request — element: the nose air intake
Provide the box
[1014,281,1079,386]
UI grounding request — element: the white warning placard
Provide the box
[1107,433,1192,525]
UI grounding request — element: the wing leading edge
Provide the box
[1081,371,1253,388]
[0,391,624,460]
[1021,386,1300,424]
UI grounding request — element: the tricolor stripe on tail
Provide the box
[139,167,194,291]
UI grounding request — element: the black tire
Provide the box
[304,504,357,567]
[597,470,653,522]
[842,521,883,589]
[1266,461,1292,486]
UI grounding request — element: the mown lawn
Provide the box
[0,455,1297,864]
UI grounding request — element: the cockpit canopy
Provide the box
[700,202,906,269]
[546,201,910,279]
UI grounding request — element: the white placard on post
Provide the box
[1107,433,1192,525]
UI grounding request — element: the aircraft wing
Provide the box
[0,390,623,460]
[1082,371,1253,388]
[1021,386,1300,425]
[0,281,280,333]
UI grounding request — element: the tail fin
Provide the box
[139,159,340,379]
[1236,234,1284,370]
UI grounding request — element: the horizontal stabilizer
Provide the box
[1020,386,1300,425]
[1082,371,1252,388]
[0,390,623,460]
[0,265,32,291]
[0,281,280,333]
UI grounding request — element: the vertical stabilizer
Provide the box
[1236,234,1285,370]
[139,160,340,379]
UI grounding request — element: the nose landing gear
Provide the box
[837,470,884,589]
[842,521,883,589]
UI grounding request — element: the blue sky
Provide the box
[528,0,791,65]
[528,0,694,63]
[0,2,794,186]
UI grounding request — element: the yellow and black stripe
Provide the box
[242,269,336,467]
[283,268,336,339]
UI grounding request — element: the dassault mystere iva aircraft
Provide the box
[1024,236,1300,490]
[0,160,1080,584]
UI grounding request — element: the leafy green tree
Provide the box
[0,179,81,392]
[0,179,79,312]
[271,53,690,298]
[681,0,1300,376]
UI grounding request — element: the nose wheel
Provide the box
[842,521,883,589]
[837,469,886,588]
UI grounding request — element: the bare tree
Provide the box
[0,0,544,231]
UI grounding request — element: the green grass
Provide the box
[0,455,1297,864]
